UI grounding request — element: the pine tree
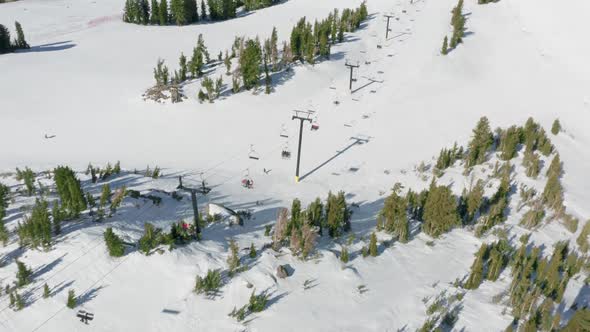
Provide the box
[14,292,24,310]
[543,155,563,210]
[441,36,449,55]
[325,191,351,238]
[227,239,240,275]
[465,243,487,289]
[100,183,111,209]
[379,184,409,242]
[159,0,169,24]
[369,232,378,257]
[0,182,10,245]
[200,0,207,20]
[153,58,169,85]
[466,117,493,167]
[16,260,32,287]
[551,119,561,135]
[170,0,186,25]
[17,199,52,248]
[270,26,279,70]
[52,201,63,235]
[523,151,541,178]
[54,166,87,217]
[224,50,232,74]
[0,24,11,54]
[422,183,460,238]
[150,0,160,24]
[66,289,77,308]
[16,167,35,196]
[239,38,262,90]
[264,55,272,94]
[249,243,256,258]
[43,283,50,298]
[14,21,29,49]
[340,246,349,263]
[104,227,125,257]
[466,179,484,222]
[499,125,522,160]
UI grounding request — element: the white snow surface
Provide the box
[0,0,590,331]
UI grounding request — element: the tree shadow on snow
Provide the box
[17,41,76,53]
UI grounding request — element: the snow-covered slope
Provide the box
[0,0,589,331]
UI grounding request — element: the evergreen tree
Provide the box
[170,0,186,25]
[466,117,493,167]
[466,179,484,222]
[17,199,52,248]
[52,201,63,235]
[14,292,24,310]
[369,232,378,257]
[200,0,207,20]
[104,227,125,257]
[43,283,50,298]
[16,167,35,196]
[441,36,448,55]
[66,289,77,309]
[379,184,409,242]
[249,243,257,258]
[227,239,240,275]
[54,166,87,217]
[239,38,262,90]
[186,0,199,23]
[551,118,561,135]
[422,183,460,238]
[270,26,279,70]
[153,58,169,85]
[15,260,32,287]
[325,191,351,238]
[224,50,232,74]
[100,183,111,208]
[0,182,10,245]
[338,247,349,263]
[0,24,11,54]
[543,155,563,210]
[523,151,541,178]
[465,243,487,289]
[499,125,522,160]
[150,0,160,24]
[159,0,169,25]
[14,21,29,49]
[263,55,271,94]
[306,198,324,234]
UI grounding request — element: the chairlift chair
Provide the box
[281,143,291,159]
[310,116,320,131]
[241,169,254,189]
[248,144,260,160]
[280,124,289,138]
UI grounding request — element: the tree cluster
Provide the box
[0,21,29,54]
[422,181,460,238]
[378,183,409,243]
[464,240,510,289]
[17,199,52,249]
[15,167,35,196]
[434,142,463,176]
[508,240,582,329]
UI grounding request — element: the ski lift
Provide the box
[280,124,289,138]
[281,143,291,159]
[241,169,254,189]
[311,116,320,131]
[248,144,260,160]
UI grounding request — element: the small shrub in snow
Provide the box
[551,119,561,135]
[249,243,257,258]
[194,269,222,295]
[369,232,378,257]
[66,289,77,308]
[340,247,349,263]
[43,283,50,298]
